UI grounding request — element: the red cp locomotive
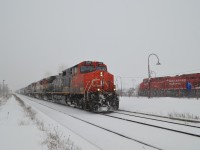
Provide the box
[19,61,119,112]
[138,73,200,98]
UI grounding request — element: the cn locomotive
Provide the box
[138,73,200,98]
[19,61,119,112]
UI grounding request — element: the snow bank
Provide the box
[0,96,47,150]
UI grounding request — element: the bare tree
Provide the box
[44,71,52,78]
[127,88,135,97]
[57,64,68,74]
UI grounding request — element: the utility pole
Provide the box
[5,84,7,97]
[116,76,122,97]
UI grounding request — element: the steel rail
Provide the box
[118,109,200,123]
[101,114,200,138]
[113,111,200,129]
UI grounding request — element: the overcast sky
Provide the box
[0,0,200,90]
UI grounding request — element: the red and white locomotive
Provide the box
[138,73,200,97]
[19,61,119,112]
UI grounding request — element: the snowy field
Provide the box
[1,95,200,150]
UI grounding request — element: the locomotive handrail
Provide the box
[84,78,104,101]
[86,78,100,100]
[85,78,110,101]
[84,81,91,100]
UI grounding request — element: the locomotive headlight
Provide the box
[97,88,101,91]
[113,88,116,91]
[100,72,103,77]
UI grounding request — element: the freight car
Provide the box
[20,61,119,112]
[138,73,200,98]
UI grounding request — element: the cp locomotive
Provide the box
[19,61,119,112]
[138,73,200,98]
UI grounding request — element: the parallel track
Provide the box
[101,113,200,138]
[113,111,200,129]
[118,109,200,123]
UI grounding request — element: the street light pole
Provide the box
[3,80,5,97]
[148,53,161,98]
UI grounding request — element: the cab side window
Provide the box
[72,66,78,76]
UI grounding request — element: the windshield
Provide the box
[81,66,94,73]
[96,66,107,71]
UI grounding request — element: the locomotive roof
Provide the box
[46,75,56,82]
[61,61,106,72]
[80,61,105,65]
[143,73,200,81]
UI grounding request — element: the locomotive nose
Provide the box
[92,70,114,92]
[84,70,109,92]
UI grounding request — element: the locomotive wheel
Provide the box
[82,100,87,110]
[93,104,100,112]
[79,98,84,109]
[74,100,80,108]
[65,96,70,106]
[79,99,83,108]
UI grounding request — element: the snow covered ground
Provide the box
[0,96,47,150]
[1,95,200,150]
[0,96,97,150]
[119,96,200,120]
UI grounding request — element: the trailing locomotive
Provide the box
[138,73,200,98]
[19,61,119,112]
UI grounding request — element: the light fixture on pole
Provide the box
[148,53,161,98]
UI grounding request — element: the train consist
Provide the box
[19,61,119,112]
[138,73,200,98]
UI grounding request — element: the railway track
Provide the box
[101,113,200,138]
[16,95,200,150]
[17,95,163,150]
[21,95,200,138]
[118,109,200,123]
[113,111,200,129]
